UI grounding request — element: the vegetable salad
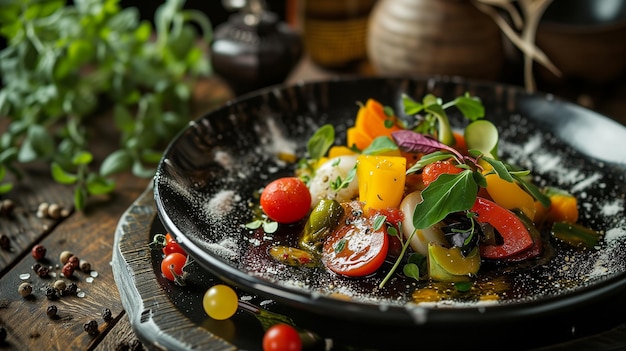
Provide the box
[247,93,601,294]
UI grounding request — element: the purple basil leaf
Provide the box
[392,130,461,159]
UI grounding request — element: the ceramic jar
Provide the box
[367,0,505,80]
[210,9,302,95]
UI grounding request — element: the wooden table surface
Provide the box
[1,55,626,351]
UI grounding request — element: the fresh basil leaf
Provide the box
[403,263,420,281]
[307,124,335,160]
[406,151,454,174]
[512,173,551,208]
[402,94,424,115]
[452,95,484,121]
[476,153,514,182]
[472,171,487,188]
[412,170,478,229]
[363,136,398,155]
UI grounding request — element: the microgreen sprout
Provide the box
[245,218,279,234]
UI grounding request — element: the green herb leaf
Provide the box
[512,173,551,208]
[362,136,398,155]
[262,221,278,234]
[403,263,420,281]
[100,150,133,177]
[51,163,78,185]
[307,124,334,160]
[86,174,116,195]
[412,170,478,230]
[448,94,484,121]
[72,151,93,166]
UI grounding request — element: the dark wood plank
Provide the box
[0,172,150,350]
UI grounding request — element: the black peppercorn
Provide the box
[0,234,9,250]
[102,307,113,322]
[65,282,78,295]
[45,287,58,300]
[83,320,99,335]
[46,305,58,318]
[36,265,49,278]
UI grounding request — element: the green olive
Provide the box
[299,199,344,251]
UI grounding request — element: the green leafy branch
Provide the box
[0,0,212,209]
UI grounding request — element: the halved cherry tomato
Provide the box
[163,233,186,256]
[260,177,311,224]
[472,197,534,259]
[161,252,187,281]
[263,323,302,351]
[322,203,389,277]
[422,159,462,187]
[367,207,404,260]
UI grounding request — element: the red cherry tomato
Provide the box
[322,208,389,277]
[161,252,187,281]
[262,323,302,351]
[163,233,186,256]
[422,159,462,186]
[260,177,311,223]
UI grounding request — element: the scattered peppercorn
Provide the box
[53,280,66,291]
[65,282,78,295]
[0,234,10,250]
[62,262,75,277]
[67,255,79,269]
[0,326,6,343]
[45,287,58,300]
[59,251,73,265]
[36,202,49,218]
[18,282,33,297]
[0,199,14,216]
[46,305,58,318]
[31,244,46,261]
[79,259,91,272]
[47,203,61,219]
[83,320,99,335]
[32,263,41,272]
[36,265,49,278]
[102,307,113,322]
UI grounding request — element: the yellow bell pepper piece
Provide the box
[328,145,356,158]
[357,155,406,211]
[481,161,536,221]
[539,192,579,224]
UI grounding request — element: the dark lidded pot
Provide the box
[210,9,302,95]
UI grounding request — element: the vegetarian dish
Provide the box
[246,93,602,302]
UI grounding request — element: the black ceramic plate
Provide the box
[154,77,626,349]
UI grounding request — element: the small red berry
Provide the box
[31,244,46,261]
[62,262,75,277]
[67,255,79,269]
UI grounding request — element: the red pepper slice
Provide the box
[472,197,534,259]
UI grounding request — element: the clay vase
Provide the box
[210,10,302,95]
[367,0,505,81]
